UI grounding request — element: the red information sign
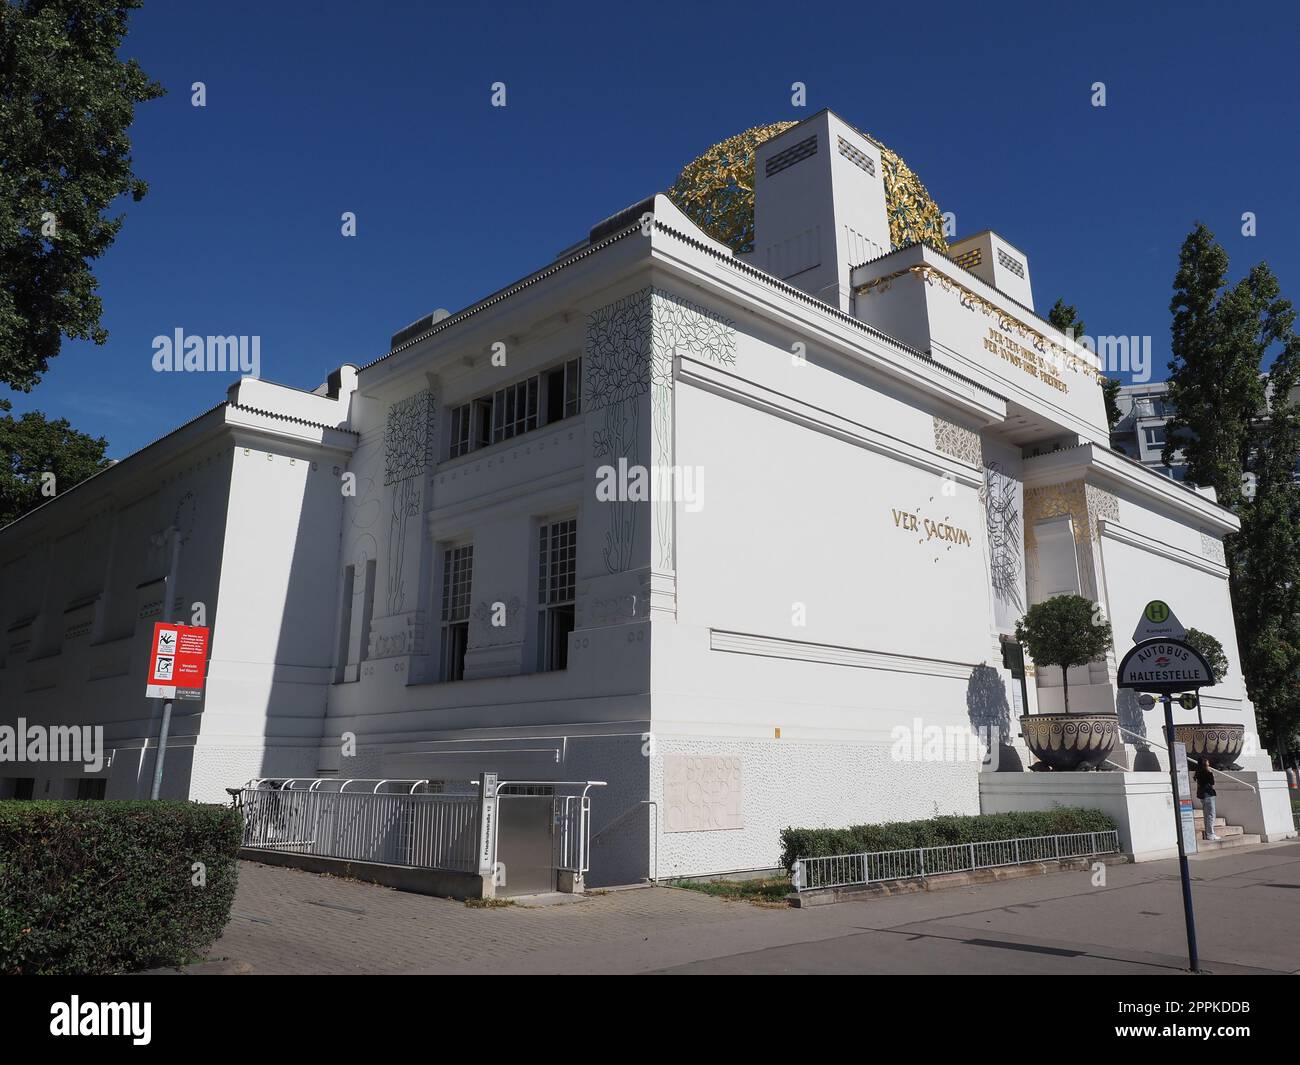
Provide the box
[146,622,210,701]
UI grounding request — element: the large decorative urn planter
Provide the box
[1165,723,1245,770]
[1021,713,1119,771]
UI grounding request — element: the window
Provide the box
[537,519,576,672]
[491,377,539,443]
[335,565,354,683]
[449,403,472,459]
[440,545,474,681]
[76,778,106,800]
[1136,395,1173,418]
[1143,426,1166,448]
[545,357,582,424]
[446,359,581,460]
[11,778,34,800]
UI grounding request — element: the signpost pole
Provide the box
[150,528,181,801]
[1163,692,1199,973]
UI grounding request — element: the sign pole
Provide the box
[1162,692,1199,973]
[150,528,181,800]
[1117,603,1218,974]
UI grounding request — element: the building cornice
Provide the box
[0,401,358,547]
[1100,520,1230,579]
[853,244,1103,385]
[1022,442,1240,533]
[651,218,1008,406]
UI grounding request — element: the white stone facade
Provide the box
[1,109,1283,884]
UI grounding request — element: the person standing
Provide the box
[1195,758,1220,841]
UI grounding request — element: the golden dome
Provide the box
[667,121,948,256]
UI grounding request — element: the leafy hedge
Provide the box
[780,807,1116,872]
[0,800,242,974]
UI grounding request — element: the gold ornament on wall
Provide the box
[668,121,948,255]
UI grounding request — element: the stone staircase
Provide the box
[1192,807,1261,851]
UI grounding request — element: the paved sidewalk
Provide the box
[170,842,1300,975]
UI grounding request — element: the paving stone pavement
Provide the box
[165,843,1300,975]
[181,862,775,974]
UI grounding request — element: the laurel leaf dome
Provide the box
[667,121,948,256]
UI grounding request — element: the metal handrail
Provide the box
[238,785,478,871]
[486,780,607,879]
[795,830,1120,892]
[1114,724,1257,793]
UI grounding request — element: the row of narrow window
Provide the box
[448,357,582,459]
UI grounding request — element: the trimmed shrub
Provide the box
[780,807,1116,872]
[0,800,242,974]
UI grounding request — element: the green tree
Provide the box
[1184,628,1229,684]
[0,401,111,526]
[1048,298,1085,340]
[1015,595,1113,713]
[0,0,163,392]
[1048,298,1121,428]
[1162,222,1300,770]
[1163,224,1286,510]
[1235,331,1300,767]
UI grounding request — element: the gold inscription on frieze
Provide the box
[983,327,1069,394]
[892,508,973,547]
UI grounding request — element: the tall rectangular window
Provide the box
[491,377,539,443]
[359,559,376,663]
[537,518,576,672]
[334,564,355,682]
[448,403,472,459]
[440,544,474,681]
[545,357,583,424]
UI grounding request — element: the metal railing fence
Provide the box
[794,830,1119,892]
[237,785,479,872]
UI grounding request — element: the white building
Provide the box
[1,110,1288,884]
[1112,379,1300,496]
[1111,382,1186,479]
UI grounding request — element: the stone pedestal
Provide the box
[980,771,1180,861]
[1213,771,1297,842]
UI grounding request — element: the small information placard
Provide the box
[146,622,210,700]
[1173,741,1198,855]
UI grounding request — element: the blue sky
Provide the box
[10,0,1300,457]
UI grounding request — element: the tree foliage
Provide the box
[1184,628,1229,684]
[1048,297,1121,429]
[1234,331,1300,761]
[0,400,110,526]
[0,0,163,391]
[1163,222,1300,766]
[1015,595,1113,713]
[1163,224,1284,509]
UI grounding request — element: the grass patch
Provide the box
[669,876,793,905]
[464,896,515,908]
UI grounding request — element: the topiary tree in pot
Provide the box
[1014,594,1113,713]
[1173,628,1242,767]
[1185,629,1228,684]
